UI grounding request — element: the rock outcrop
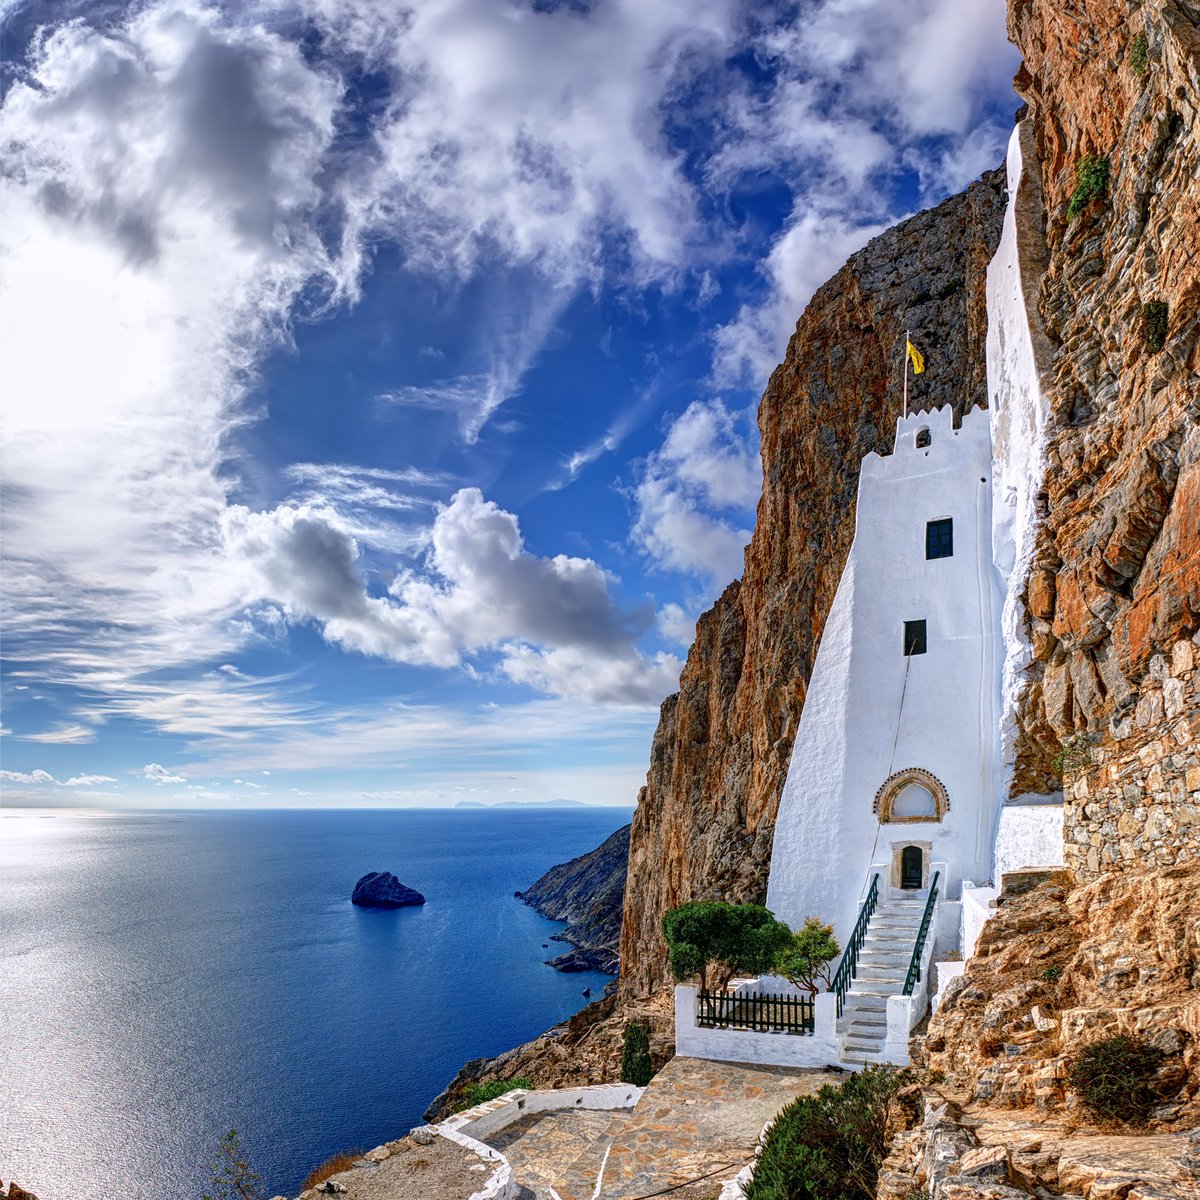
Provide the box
[516,824,629,974]
[350,872,425,908]
[618,170,1007,1001]
[1001,0,1200,871]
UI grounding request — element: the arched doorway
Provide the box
[900,845,924,889]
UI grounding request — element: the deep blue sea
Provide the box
[0,807,628,1200]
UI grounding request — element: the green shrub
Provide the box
[620,1020,654,1087]
[1068,1036,1164,1123]
[1041,964,1063,982]
[1129,31,1149,75]
[1052,732,1096,778]
[1067,155,1110,221]
[458,1077,533,1111]
[745,1065,914,1200]
[1142,300,1169,352]
[203,1130,264,1200]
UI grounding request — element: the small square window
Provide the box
[926,518,953,559]
[903,619,927,656]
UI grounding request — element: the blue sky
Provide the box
[0,0,1019,808]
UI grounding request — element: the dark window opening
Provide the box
[901,845,924,889]
[926,517,953,559]
[915,427,931,448]
[903,619,927,656]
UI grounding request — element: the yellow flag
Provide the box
[906,338,925,375]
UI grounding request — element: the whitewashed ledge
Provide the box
[285,1083,644,1200]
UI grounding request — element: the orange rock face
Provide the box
[1005,0,1200,870]
[618,175,1006,1000]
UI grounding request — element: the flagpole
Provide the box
[903,328,909,419]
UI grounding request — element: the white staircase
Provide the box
[836,893,927,1064]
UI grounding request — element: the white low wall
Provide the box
[931,960,965,1012]
[674,985,842,1069]
[960,881,999,957]
[993,800,1064,881]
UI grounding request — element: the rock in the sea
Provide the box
[351,871,425,908]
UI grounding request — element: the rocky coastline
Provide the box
[515,823,628,975]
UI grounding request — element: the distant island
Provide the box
[453,799,632,810]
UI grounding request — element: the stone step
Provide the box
[841,1036,886,1055]
[843,1019,887,1036]
[841,994,887,1011]
[848,982,905,996]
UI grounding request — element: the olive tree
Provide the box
[662,901,792,992]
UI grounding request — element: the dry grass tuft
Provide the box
[301,1149,363,1190]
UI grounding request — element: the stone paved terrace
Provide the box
[487,1107,625,1200]
[596,1057,842,1199]
[481,1056,843,1200]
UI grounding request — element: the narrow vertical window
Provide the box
[903,620,927,656]
[926,518,953,559]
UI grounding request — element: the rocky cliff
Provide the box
[516,823,629,974]
[1002,0,1200,871]
[618,172,1007,1001]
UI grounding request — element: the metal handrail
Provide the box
[901,871,940,996]
[830,872,879,1018]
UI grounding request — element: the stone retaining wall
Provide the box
[1065,633,1200,878]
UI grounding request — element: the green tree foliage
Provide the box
[774,917,841,997]
[662,901,793,992]
[745,1066,914,1200]
[1068,1036,1164,1123]
[202,1130,263,1200]
[1067,154,1110,221]
[620,1020,654,1087]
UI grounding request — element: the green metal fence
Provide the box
[696,990,814,1034]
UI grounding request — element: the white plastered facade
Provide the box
[766,404,1003,942]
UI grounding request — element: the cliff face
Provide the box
[516,823,629,974]
[1004,0,1200,871]
[619,174,1007,999]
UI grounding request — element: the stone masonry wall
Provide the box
[1065,632,1200,876]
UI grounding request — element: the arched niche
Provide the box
[873,767,949,823]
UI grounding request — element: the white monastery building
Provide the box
[675,128,1066,1069]
[766,403,1001,943]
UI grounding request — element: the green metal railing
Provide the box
[830,872,880,1018]
[696,990,814,1034]
[901,871,940,996]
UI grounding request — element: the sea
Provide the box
[0,807,628,1200]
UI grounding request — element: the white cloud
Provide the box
[632,399,758,588]
[143,763,186,784]
[657,603,698,648]
[223,488,676,703]
[1,769,55,785]
[64,774,119,787]
[18,724,98,745]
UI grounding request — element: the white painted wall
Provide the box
[767,405,1002,945]
[674,986,843,1070]
[988,124,1054,797]
[960,881,998,957]
[993,799,1064,880]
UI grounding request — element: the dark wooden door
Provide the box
[901,845,923,889]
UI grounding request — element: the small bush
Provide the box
[457,1077,532,1111]
[1041,964,1063,982]
[621,1020,654,1087]
[1129,31,1149,75]
[1068,1036,1164,1123]
[301,1150,364,1192]
[1067,155,1110,221]
[1142,300,1169,352]
[745,1065,914,1200]
[1052,732,1096,778]
[203,1130,264,1200]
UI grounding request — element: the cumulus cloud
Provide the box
[143,763,186,784]
[224,488,677,703]
[632,399,759,587]
[64,774,119,787]
[1,769,55,785]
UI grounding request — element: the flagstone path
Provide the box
[482,1056,844,1200]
